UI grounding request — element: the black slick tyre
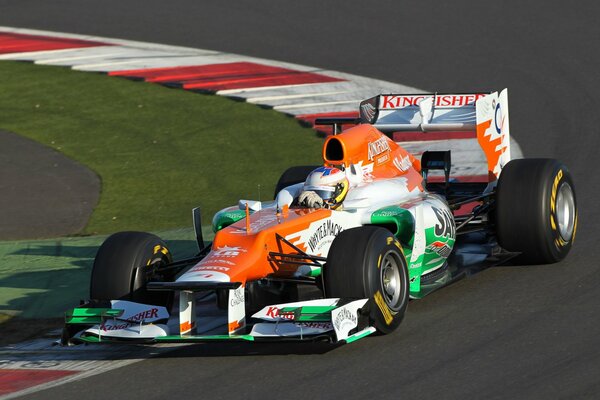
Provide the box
[495,158,577,264]
[273,165,320,198]
[325,226,409,334]
[90,231,173,307]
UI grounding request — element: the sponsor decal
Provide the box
[410,261,422,269]
[127,308,159,322]
[110,300,169,323]
[393,154,413,173]
[230,212,278,234]
[432,207,455,238]
[427,241,452,258]
[212,245,247,257]
[375,152,390,165]
[307,220,344,252]
[230,287,244,307]
[265,306,295,320]
[195,265,230,271]
[100,321,134,331]
[361,101,377,122]
[333,307,357,332]
[367,137,391,161]
[373,291,394,325]
[295,322,333,330]
[494,101,505,134]
[380,94,486,109]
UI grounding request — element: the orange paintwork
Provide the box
[191,207,332,284]
[191,125,424,286]
[476,120,507,181]
[323,124,423,191]
[228,320,244,333]
[180,321,194,333]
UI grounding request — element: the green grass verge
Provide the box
[0,61,322,234]
[0,228,213,319]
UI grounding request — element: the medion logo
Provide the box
[367,137,391,161]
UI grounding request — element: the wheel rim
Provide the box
[556,183,576,241]
[380,250,403,310]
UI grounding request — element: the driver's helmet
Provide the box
[303,166,349,208]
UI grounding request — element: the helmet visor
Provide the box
[304,185,336,201]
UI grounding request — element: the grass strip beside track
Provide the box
[0,227,211,322]
[0,61,322,234]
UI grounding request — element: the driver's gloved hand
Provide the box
[298,191,324,208]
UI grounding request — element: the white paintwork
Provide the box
[238,199,262,211]
[177,269,231,282]
[331,299,368,341]
[410,203,426,265]
[345,177,422,210]
[179,290,195,335]
[285,208,362,256]
[250,322,333,337]
[85,322,169,339]
[227,285,246,335]
[110,300,169,323]
[252,298,340,321]
[475,89,512,177]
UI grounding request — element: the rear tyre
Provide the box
[273,165,320,198]
[325,226,409,334]
[495,159,577,264]
[90,231,173,308]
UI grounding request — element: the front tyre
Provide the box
[495,158,577,264]
[325,226,409,334]
[90,231,173,307]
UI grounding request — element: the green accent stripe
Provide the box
[65,308,124,324]
[344,327,376,343]
[156,335,255,342]
[78,334,255,344]
[279,306,335,322]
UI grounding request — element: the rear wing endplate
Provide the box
[315,89,511,180]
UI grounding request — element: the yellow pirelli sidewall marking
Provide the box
[394,239,404,254]
[153,245,169,255]
[550,169,563,214]
[550,170,563,234]
[386,237,394,245]
[374,290,394,325]
[377,254,382,269]
[573,212,578,243]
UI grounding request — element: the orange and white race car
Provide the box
[62,89,577,345]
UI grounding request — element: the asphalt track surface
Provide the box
[0,130,99,240]
[1,1,599,398]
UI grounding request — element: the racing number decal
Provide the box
[433,207,455,238]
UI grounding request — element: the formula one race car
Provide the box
[62,89,577,345]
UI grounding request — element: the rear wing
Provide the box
[315,89,511,180]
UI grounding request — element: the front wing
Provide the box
[63,298,376,345]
